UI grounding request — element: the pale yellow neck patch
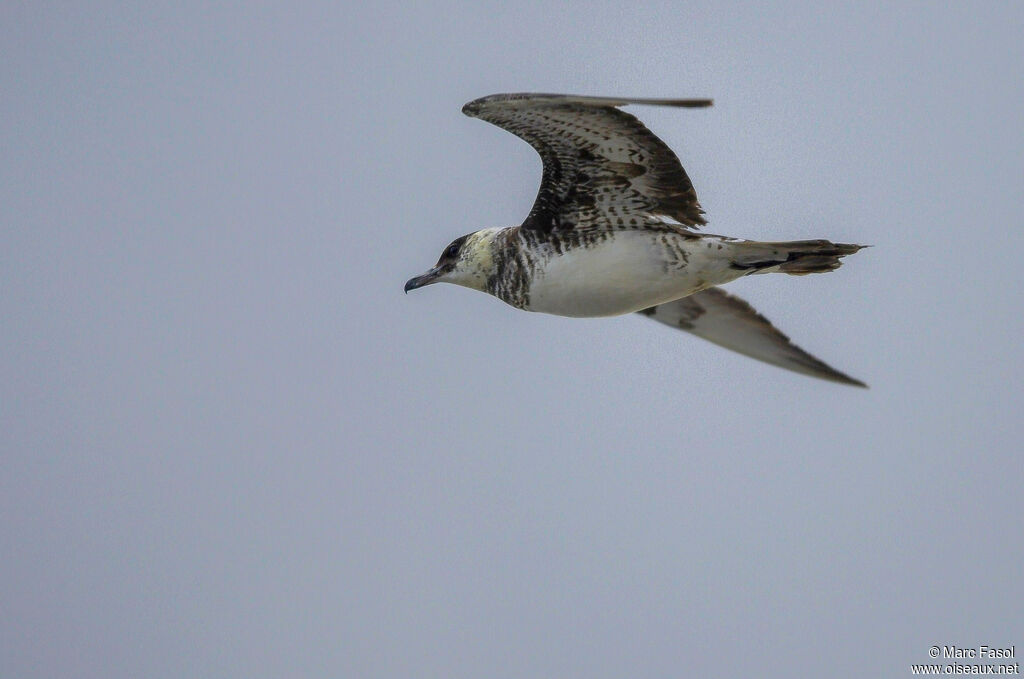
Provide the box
[442,227,506,291]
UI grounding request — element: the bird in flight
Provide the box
[405,93,866,386]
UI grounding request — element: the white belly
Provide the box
[525,231,742,317]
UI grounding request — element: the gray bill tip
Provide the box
[404,271,436,293]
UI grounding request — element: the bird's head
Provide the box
[405,229,499,294]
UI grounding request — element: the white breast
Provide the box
[525,231,740,317]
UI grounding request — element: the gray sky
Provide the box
[3,2,1022,678]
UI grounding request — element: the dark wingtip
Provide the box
[670,99,713,108]
[845,376,870,389]
[825,371,869,388]
[791,354,868,388]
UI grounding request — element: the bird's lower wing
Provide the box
[638,287,866,387]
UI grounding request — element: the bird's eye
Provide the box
[445,243,460,259]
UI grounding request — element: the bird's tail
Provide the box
[730,239,867,276]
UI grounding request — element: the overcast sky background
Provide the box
[3,2,1023,678]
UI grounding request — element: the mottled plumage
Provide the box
[406,93,867,386]
[462,93,710,231]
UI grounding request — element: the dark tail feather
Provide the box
[732,240,867,276]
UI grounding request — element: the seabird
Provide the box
[405,93,866,386]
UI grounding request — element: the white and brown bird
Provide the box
[405,93,866,386]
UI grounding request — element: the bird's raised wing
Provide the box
[462,93,711,233]
[639,287,866,386]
